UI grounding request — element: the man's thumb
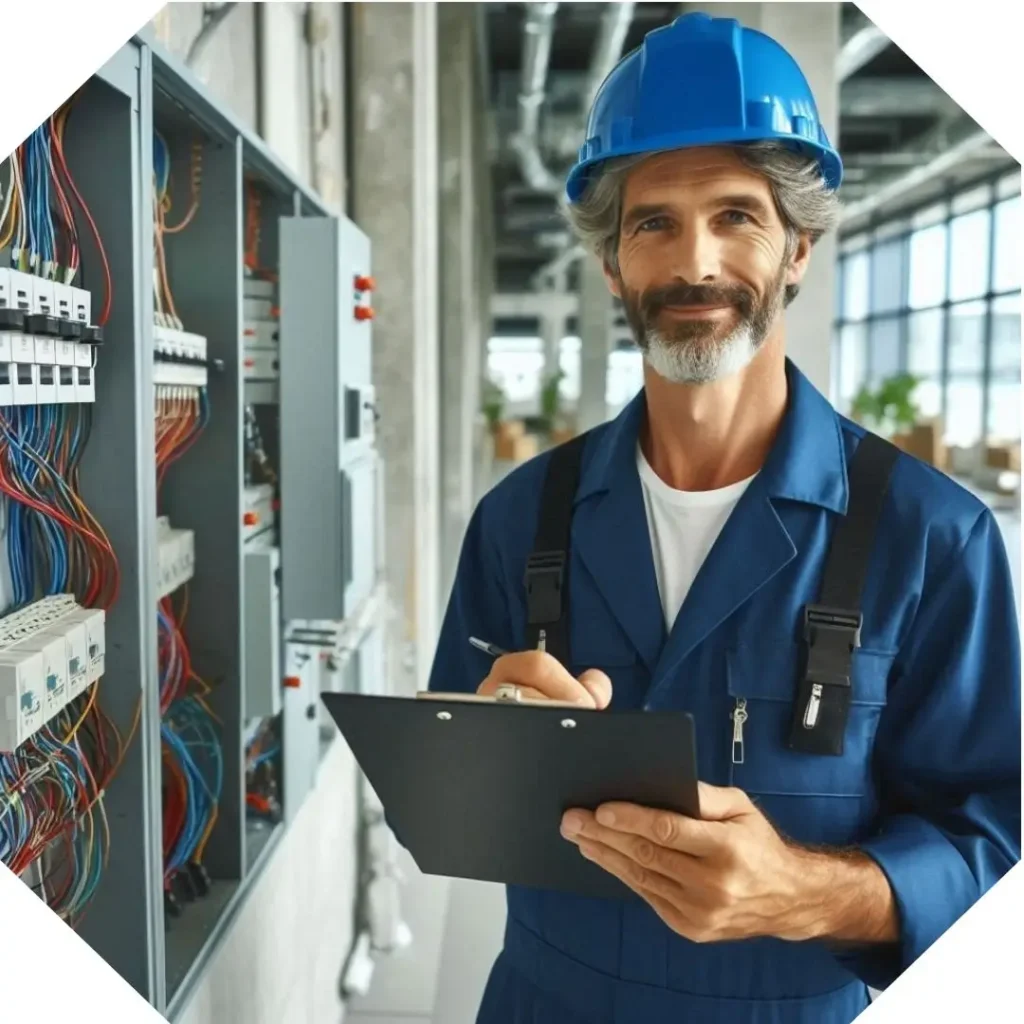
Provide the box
[577,669,613,709]
[697,781,754,821]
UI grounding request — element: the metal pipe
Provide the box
[185,2,238,68]
[528,2,636,283]
[836,23,889,81]
[585,2,636,109]
[841,129,995,225]
[511,2,562,193]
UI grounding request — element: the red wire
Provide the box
[50,106,113,324]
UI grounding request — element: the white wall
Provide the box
[175,739,359,1024]
[150,2,346,207]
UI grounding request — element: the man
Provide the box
[428,13,1021,1024]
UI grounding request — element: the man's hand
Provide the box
[477,651,612,709]
[561,782,900,946]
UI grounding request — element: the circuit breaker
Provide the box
[279,215,376,623]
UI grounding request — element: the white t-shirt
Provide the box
[637,446,756,630]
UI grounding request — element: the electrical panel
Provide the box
[1,43,390,1016]
[279,216,376,623]
[244,547,282,719]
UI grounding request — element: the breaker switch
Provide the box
[354,306,375,322]
[354,274,376,293]
[283,675,301,689]
[243,511,259,527]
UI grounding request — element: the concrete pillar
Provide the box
[540,297,564,384]
[351,2,441,695]
[577,256,612,431]
[680,3,840,395]
[438,3,485,597]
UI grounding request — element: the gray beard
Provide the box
[641,322,761,385]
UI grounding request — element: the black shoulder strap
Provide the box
[789,431,901,756]
[523,433,589,668]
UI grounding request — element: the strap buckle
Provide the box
[802,604,862,688]
[524,551,566,625]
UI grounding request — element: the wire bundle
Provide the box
[0,404,130,923]
[0,98,112,325]
[0,688,127,923]
[0,405,120,608]
[150,131,222,908]
[243,178,276,282]
[152,132,202,330]
[155,388,210,497]
[157,591,222,900]
[0,103,128,925]
[244,721,281,822]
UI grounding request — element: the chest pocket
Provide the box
[726,639,893,799]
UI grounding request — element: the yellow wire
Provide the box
[0,153,21,251]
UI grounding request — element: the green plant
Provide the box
[538,369,565,432]
[850,373,921,435]
[482,379,506,432]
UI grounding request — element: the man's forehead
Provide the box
[623,147,771,198]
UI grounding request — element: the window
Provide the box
[908,223,948,309]
[945,379,984,448]
[992,196,1020,294]
[606,349,644,413]
[948,208,992,302]
[558,336,581,401]
[487,336,543,404]
[838,323,868,406]
[990,293,1021,377]
[869,317,902,381]
[870,240,904,315]
[914,379,943,421]
[907,308,944,377]
[947,301,987,374]
[842,250,870,321]
[987,381,1020,441]
[833,174,1020,469]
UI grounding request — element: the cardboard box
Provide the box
[494,433,539,463]
[550,427,577,446]
[985,443,1020,473]
[891,419,946,470]
[495,419,526,442]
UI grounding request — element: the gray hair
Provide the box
[563,141,841,305]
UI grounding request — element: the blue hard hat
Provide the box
[565,12,843,204]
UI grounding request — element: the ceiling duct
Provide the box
[841,126,997,226]
[512,2,636,197]
[510,2,563,194]
[528,2,636,287]
[836,21,890,81]
[585,2,636,110]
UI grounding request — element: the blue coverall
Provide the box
[428,361,1022,1024]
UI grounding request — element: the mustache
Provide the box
[640,282,754,320]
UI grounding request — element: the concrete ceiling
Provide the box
[484,2,1014,293]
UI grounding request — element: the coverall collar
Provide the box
[576,358,849,515]
[568,358,850,680]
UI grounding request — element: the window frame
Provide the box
[834,168,1021,450]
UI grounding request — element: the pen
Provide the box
[468,630,547,659]
[468,637,507,658]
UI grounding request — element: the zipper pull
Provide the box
[803,683,823,729]
[731,698,748,765]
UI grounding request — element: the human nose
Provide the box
[667,221,722,285]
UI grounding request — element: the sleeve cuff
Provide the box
[831,815,979,989]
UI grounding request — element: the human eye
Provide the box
[720,209,754,226]
[637,216,671,233]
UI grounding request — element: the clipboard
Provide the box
[320,691,699,901]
